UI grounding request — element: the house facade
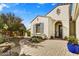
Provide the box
[31,3,79,39]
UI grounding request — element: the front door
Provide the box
[55,21,62,38]
[59,25,62,38]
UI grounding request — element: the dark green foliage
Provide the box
[0,13,26,36]
[0,34,5,44]
[30,36,43,43]
[64,36,68,40]
[68,36,78,45]
[26,30,31,36]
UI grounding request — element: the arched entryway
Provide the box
[55,21,63,38]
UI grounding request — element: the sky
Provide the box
[0,3,58,28]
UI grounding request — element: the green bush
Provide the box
[34,34,47,39]
[30,36,43,43]
[68,36,78,45]
[27,31,31,36]
[0,34,5,44]
[64,36,68,40]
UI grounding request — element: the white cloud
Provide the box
[51,3,56,6]
[37,3,45,8]
[14,3,20,6]
[0,3,9,11]
[38,3,45,5]
[37,5,41,8]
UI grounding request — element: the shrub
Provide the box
[64,36,68,40]
[68,36,78,45]
[34,34,47,40]
[0,34,5,44]
[50,36,54,39]
[27,30,31,36]
[30,36,43,43]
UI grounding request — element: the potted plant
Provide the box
[67,36,79,54]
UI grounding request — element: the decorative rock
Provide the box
[0,42,15,48]
[1,50,19,56]
[0,46,11,53]
[20,54,31,56]
[19,39,31,46]
[0,42,15,53]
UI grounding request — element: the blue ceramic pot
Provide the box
[67,42,79,54]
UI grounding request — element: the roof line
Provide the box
[31,15,49,23]
[30,16,38,23]
[45,3,70,16]
[31,3,70,23]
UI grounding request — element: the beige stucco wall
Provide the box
[31,4,70,38]
[47,17,53,38]
[76,15,79,39]
[31,16,50,37]
[47,4,70,38]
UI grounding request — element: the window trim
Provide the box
[36,23,41,33]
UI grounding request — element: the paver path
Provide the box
[20,39,79,56]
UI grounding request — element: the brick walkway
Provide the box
[20,39,79,56]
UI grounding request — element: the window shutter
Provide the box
[40,23,44,33]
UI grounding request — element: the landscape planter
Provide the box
[67,42,79,54]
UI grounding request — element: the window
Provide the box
[36,24,40,33]
[57,8,61,15]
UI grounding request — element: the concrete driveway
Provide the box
[20,39,79,56]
